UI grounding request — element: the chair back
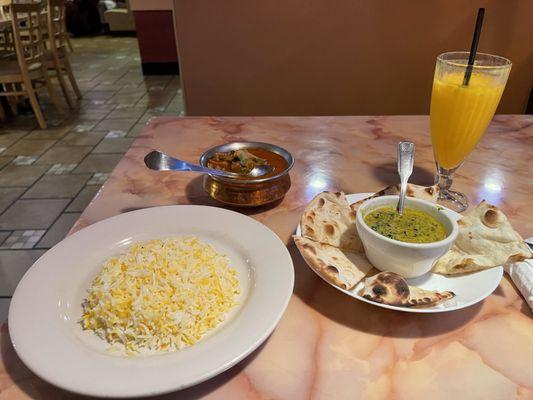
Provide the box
[46,0,68,52]
[0,0,14,56]
[0,0,10,21]
[10,2,45,75]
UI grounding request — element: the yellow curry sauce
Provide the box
[364,206,447,243]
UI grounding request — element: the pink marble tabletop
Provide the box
[1,116,532,399]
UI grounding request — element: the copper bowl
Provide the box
[199,142,294,207]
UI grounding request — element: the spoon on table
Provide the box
[396,141,415,215]
[144,150,274,178]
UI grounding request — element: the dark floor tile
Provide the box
[60,131,106,146]
[66,185,101,212]
[117,86,146,95]
[73,154,122,173]
[92,138,134,154]
[0,199,69,230]
[36,213,81,248]
[0,156,14,169]
[126,123,147,138]
[0,132,26,147]
[0,250,47,295]
[94,118,138,132]
[24,126,72,140]
[93,84,124,92]
[22,174,92,199]
[71,111,107,121]
[2,139,56,156]
[0,188,26,213]
[106,107,146,119]
[71,120,98,133]
[0,298,10,323]
[3,117,38,130]
[107,93,145,105]
[0,165,49,187]
[36,146,93,165]
[0,231,10,246]
[84,90,116,101]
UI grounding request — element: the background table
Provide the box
[1,115,532,399]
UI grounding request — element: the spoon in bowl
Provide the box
[144,150,273,178]
[396,141,415,215]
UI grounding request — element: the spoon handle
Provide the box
[144,151,244,178]
[397,141,415,215]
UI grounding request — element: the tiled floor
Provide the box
[0,35,184,323]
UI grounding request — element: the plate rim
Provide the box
[295,192,503,313]
[8,205,295,397]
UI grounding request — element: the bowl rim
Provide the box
[199,141,294,184]
[356,195,459,249]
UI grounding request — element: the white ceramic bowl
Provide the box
[355,195,458,278]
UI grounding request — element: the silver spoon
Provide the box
[144,150,273,178]
[396,141,415,215]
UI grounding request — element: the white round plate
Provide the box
[296,193,503,313]
[9,206,294,398]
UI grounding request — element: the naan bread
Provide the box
[408,286,455,307]
[433,201,532,275]
[301,191,363,252]
[351,184,439,211]
[293,236,372,290]
[362,271,455,307]
[361,271,410,305]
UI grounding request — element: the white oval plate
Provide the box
[296,193,503,313]
[9,205,294,398]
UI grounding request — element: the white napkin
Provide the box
[504,258,533,312]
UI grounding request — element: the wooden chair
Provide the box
[0,2,16,60]
[0,4,18,116]
[0,1,64,129]
[43,0,81,108]
[40,0,73,52]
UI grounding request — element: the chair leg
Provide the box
[56,65,74,108]
[43,73,65,114]
[0,101,6,122]
[66,35,74,52]
[15,83,25,108]
[25,80,47,129]
[63,57,82,99]
[6,84,18,115]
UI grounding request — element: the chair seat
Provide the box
[0,52,16,59]
[0,58,42,77]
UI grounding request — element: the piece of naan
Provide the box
[350,184,439,211]
[433,201,532,275]
[362,271,455,307]
[293,236,372,290]
[300,191,363,252]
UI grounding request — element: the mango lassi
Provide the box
[430,72,505,169]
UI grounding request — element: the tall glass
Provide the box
[429,52,511,212]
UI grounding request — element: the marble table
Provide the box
[1,116,532,399]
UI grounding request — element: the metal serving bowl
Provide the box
[199,142,294,207]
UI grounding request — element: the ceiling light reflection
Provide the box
[483,179,502,192]
[309,175,328,190]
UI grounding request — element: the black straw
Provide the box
[463,8,485,86]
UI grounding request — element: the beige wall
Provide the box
[173,0,533,116]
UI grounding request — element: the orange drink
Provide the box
[431,72,505,169]
[429,52,511,212]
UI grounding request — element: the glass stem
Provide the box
[436,165,456,192]
[435,161,463,192]
[434,162,468,212]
